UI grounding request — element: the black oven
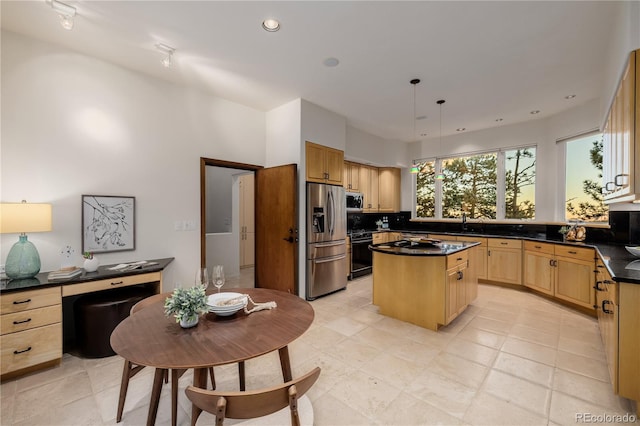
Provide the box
[349,230,372,279]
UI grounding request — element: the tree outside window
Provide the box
[416,160,435,217]
[505,148,536,219]
[442,154,497,219]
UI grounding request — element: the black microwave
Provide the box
[346,192,363,212]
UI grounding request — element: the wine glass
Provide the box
[212,265,225,293]
[195,267,210,290]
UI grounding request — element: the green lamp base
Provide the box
[5,234,42,279]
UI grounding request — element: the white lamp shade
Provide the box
[0,203,52,234]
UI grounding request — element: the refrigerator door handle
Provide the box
[314,241,345,248]
[328,189,335,235]
[313,254,347,264]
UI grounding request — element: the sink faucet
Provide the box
[461,212,468,231]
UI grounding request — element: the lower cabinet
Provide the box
[445,251,471,325]
[524,242,595,311]
[457,236,487,280]
[595,253,640,407]
[372,231,402,245]
[487,238,522,285]
[0,286,62,378]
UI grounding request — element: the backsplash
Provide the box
[348,211,640,246]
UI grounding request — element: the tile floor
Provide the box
[1,275,638,425]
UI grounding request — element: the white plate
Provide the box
[207,292,247,315]
[625,246,640,257]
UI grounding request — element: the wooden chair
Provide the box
[186,367,321,426]
[116,292,217,422]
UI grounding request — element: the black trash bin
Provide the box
[74,286,153,358]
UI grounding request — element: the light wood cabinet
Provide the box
[445,251,470,325]
[359,165,379,212]
[595,257,618,392]
[239,174,255,268]
[457,236,487,280]
[343,161,360,191]
[523,241,555,295]
[372,232,402,245]
[554,246,595,310]
[487,238,522,285]
[1,286,62,378]
[378,167,401,212]
[603,49,639,203]
[305,141,344,185]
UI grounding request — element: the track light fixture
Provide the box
[46,0,76,30]
[155,43,175,68]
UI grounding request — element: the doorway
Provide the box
[201,158,261,289]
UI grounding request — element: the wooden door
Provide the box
[255,164,298,294]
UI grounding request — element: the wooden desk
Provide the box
[0,258,173,380]
[110,288,314,426]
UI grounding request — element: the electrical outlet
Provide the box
[184,220,196,231]
[174,221,184,231]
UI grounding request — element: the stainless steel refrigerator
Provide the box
[306,182,347,300]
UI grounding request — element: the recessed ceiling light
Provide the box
[565,94,576,99]
[495,118,503,122]
[156,43,175,68]
[262,19,280,32]
[46,0,76,30]
[456,128,466,132]
[416,115,427,120]
[420,133,428,137]
[530,110,540,115]
[323,57,339,67]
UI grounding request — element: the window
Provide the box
[441,153,497,219]
[565,133,608,222]
[415,146,536,220]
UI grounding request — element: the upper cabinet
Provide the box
[343,161,360,191]
[359,165,379,212]
[305,141,344,185]
[378,167,401,212]
[603,50,638,203]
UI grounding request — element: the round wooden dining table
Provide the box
[110,288,314,426]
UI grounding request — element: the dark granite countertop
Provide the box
[0,258,174,293]
[376,230,640,285]
[369,240,480,256]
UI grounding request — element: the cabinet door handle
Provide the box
[14,346,32,355]
[500,242,508,245]
[549,259,554,267]
[605,182,615,191]
[594,281,604,291]
[568,251,577,255]
[457,271,463,280]
[110,281,125,286]
[602,300,613,314]
[13,299,32,305]
[534,245,542,249]
[614,174,629,186]
[13,318,32,325]
[456,257,463,261]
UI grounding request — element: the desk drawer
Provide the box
[447,251,468,269]
[1,305,61,335]
[524,241,554,255]
[1,287,61,314]
[62,272,161,297]
[555,245,594,262]
[1,323,62,375]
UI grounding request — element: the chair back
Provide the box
[186,367,321,426]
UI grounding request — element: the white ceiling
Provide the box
[0,1,621,143]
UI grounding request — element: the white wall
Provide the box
[0,31,266,289]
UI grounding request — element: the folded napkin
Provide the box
[243,294,277,314]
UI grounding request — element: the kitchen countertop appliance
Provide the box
[306,182,347,300]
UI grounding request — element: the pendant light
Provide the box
[410,78,421,174]
[435,99,446,180]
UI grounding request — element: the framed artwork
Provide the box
[82,195,135,253]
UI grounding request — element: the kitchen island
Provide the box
[370,239,480,331]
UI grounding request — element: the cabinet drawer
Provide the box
[488,238,522,249]
[447,251,468,269]
[524,241,554,254]
[62,272,161,297]
[1,305,61,335]
[1,323,62,375]
[1,287,61,314]
[555,245,594,262]
[457,236,487,246]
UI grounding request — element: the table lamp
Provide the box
[0,201,52,279]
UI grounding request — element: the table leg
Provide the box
[191,368,207,426]
[278,346,292,382]
[147,368,165,426]
[238,361,245,391]
[171,369,179,426]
